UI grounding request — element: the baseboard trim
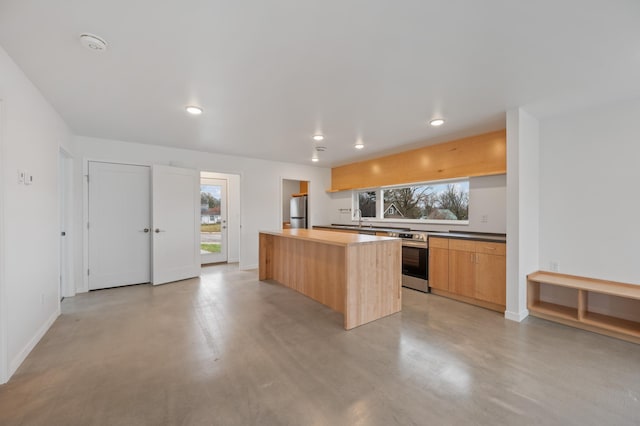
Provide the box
[8,307,60,379]
[505,309,529,322]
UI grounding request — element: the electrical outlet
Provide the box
[17,169,25,184]
[550,261,559,272]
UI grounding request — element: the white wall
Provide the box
[506,108,540,322]
[539,98,640,284]
[72,136,332,291]
[0,45,72,383]
[326,174,507,233]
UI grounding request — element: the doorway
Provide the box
[200,176,227,264]
[282,179,309,229]
[199,171,241,265]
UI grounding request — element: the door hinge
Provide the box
[87,269,90,276]
[87,222,90,229]
[86,174,90,183]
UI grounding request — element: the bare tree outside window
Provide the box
[383,186,434,219]
[356,180,469,222]
[357,191,376,217]
[434,184,469,220]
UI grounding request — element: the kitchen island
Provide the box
[259,229,402,329]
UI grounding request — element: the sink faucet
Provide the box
[354,208,362,228]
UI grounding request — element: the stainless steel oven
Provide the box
[389,232,429,293]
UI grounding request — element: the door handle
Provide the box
[155,228,165,233]
[141,228,150,233]
[222,226,227,229]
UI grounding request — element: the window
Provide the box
[355,190,377,218]
[353,179,469,223]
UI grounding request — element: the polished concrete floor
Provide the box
[0,264,639,425]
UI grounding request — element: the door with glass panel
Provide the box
[200,177,228,264]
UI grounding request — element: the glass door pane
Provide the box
[200,177,227,264]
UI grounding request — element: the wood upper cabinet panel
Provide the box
[330,130,506,191]
[429,237,449,249]
[475,253,506,305]
[449,239,476,252]
[449,250,476,298]
[429,247,449,291]
[475,242,506,256]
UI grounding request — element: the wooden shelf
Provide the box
[582,312,640,337]
[527,271,640,344]
[529,301,578,321]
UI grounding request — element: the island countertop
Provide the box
[260,228,400,246]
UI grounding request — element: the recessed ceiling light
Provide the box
[430,118,445,127]
[354,141,364,150]
[313,134,324,141]
[185,106,203,115]
[79,33,108,51]
[311,157,319,162]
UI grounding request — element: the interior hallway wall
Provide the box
[72,136,332,292]
[0,45,72,383]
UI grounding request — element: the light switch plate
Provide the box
[25,171,33,185]
[17,169,25,184]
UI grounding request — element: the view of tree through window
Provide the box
[354,180,469,222]
[356,191,377,217]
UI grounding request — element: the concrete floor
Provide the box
[0,264,639,426]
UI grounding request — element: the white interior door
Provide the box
[152,165,200,285]
[200,177,228,264]
[88,162,151,290]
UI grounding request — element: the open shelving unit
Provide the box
[527,271,640,344]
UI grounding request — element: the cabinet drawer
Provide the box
[429,237,449,249]
[449,239,476,252]
[475,242,506,256]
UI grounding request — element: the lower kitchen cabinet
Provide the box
[449,249,476,298]
[475,252,506,305]
[429,237,506,312]
[428,238,449,291]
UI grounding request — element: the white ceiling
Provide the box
[1,0,639,166]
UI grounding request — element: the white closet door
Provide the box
[152,165,200,285]
[88,162,151,290]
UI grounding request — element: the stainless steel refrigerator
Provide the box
[290,195,307,228]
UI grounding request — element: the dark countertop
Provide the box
[313,224,411,234]
[428,232,507,243]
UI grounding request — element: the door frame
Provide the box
[200,176,228,264]
[58,148,74,298]
[199,170,242,264]
[0,99,8,384]
[280,177,311,229]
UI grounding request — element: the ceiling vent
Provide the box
[80,33,108,52]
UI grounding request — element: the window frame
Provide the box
[352,178,470,225]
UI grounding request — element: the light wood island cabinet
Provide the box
[429,236,506,312]
[259,229,402,330]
